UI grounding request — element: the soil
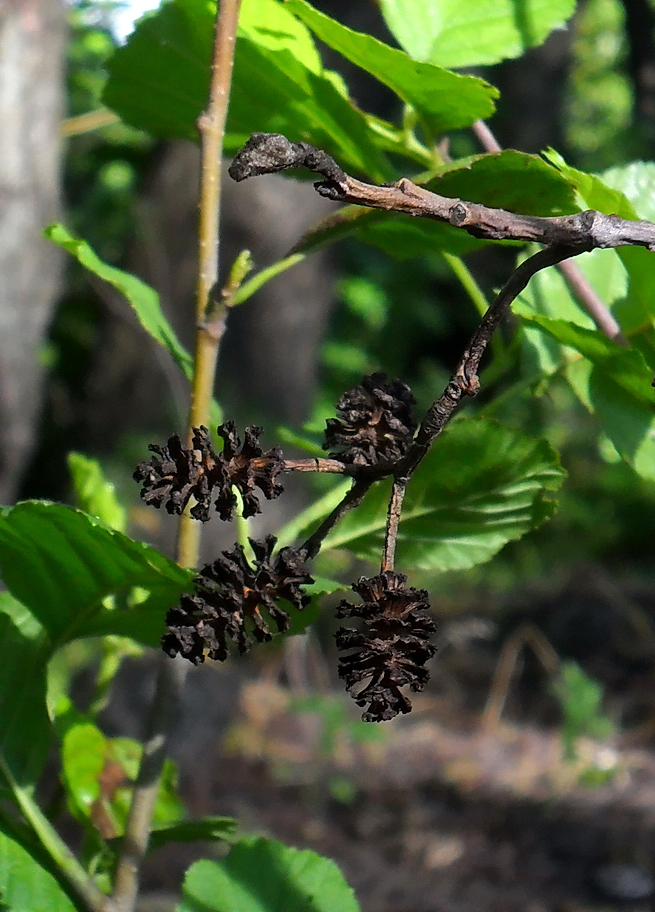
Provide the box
[111,569,655,912]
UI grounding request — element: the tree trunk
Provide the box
[0,0,66,502]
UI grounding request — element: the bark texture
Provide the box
[0,0,66,501]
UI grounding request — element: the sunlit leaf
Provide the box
[546,151,655,333]
[380,0,576,68]
[176,836,360,912]
[68,453,127,533]
[522,315,655,481]
[104,0,391,180]
[286,0,497,134]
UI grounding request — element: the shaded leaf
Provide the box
[176,836,360,912]
[286,0,498,134]
[149,816,237,851]
[307,420,564,572]
[380,0,576,68]
[0,595,51,788]
[0,502,193,648]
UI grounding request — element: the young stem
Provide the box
[0,755,107,912]
[110,3,242,911]
[178,0,243,569]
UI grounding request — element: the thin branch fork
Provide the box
[229,132,655,253]
[471,119,627,344]
[398,245,578,479]
[229,132,654,571]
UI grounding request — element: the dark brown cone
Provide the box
[133,428,213,518]
[161,535,313,663]
[133,423,284,522]
[214,422,285,520]
[335,571,436,722]
[324,373,417,466]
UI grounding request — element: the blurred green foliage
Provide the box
[565,0,633,169]
[66,0,153,261]
[553,661,617,784]
[50,0,655,591]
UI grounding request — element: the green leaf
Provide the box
[0,827,77,912]
[61,723,106,822]
[47,223,223,425]
[0,502,193,648]
[546,152,655,333]
[522,315,655,481]
[46,223,192,376]
[432,151,578,216]
[149,816,237,851]
[598,161,655,333]
[290,202,488,259]
[68,453,127,533]
[380,0,576,68]
[104,0,391,181]
[61,722,184,837]
[517,248,622,324]
[276,480,353,549]
[0,595,51,788]
[176,836,360,912]
[318,420,564,572]
[602,160,655,224]
[286,0,497,134]
[353,211,488,258]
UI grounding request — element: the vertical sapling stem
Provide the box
[109,2,243,910]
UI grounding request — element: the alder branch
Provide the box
[229,132,655,252]
[381,478,407,573]
[281,457,355,475]
[229,131,654,567]
[281,246,579,563]
[110,4,242,912]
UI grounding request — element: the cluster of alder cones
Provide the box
[134,373,436,722]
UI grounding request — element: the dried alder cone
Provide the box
[336,571,437,722]
[162,535,313,663]
[133,421,284,521]
[324,372,417,466]
[136,376,438,721]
